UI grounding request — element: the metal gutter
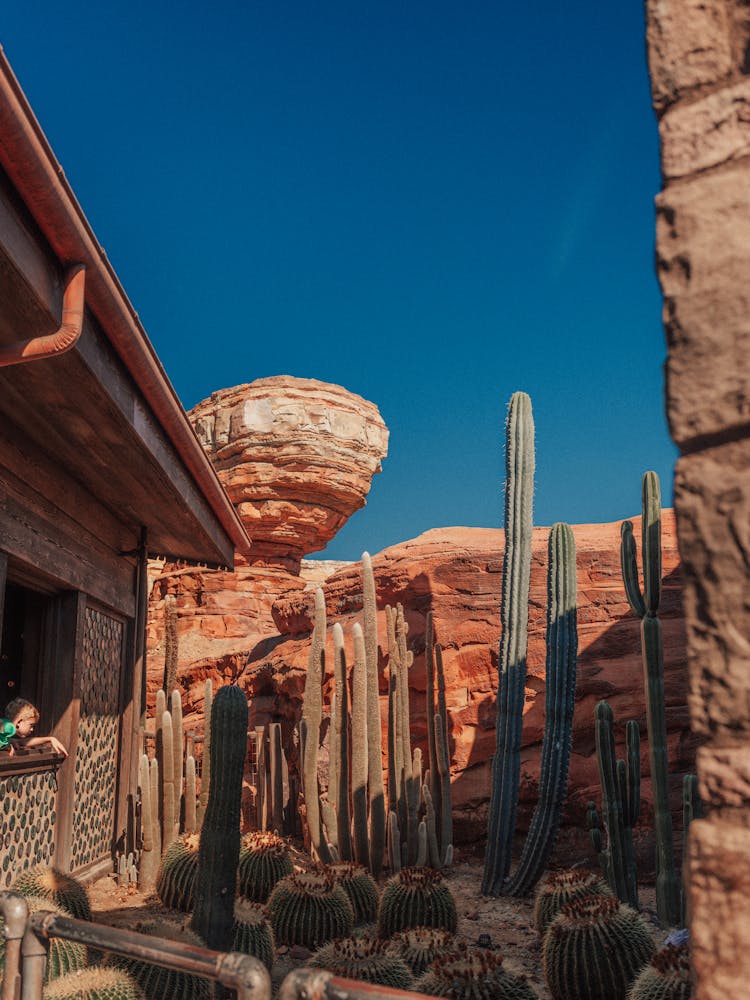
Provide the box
[0,46,251,557]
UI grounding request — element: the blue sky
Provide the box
[3,4,675,561]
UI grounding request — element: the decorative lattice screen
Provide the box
[70,607,122,870]
[0,769,57,887]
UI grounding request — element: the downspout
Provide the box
[0,263,85,367]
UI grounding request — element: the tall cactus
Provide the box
[301,589,331,863]
[506,522,578,895]
[197,678,212,827]
[190,684,248,954]
[482,391,535,895]
[332,623,353,861]
[351,623,370,868]
[362,552,386,878]
[620,471,680,926]
[138,753,159,888]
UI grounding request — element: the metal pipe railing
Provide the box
[278,967,438,1000]
[0,897,270,1000]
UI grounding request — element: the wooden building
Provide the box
[0,52,250,883]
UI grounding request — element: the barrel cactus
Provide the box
[232,899,275,971]
[328,862,379,924]
[43,968,144,1000]
[385,927,457,977]
[155,833,200,911]
[533,870,614,936]
[267,871,354,948]
[1,897,87,983]
[417,947,539,1000]
[542,895,655,1000]
[310,937,414,989]
[236,831,293,903]
[377,867,457,938]
[13,865,92,921]
[107,920,212,1000]
[626,942,692,1000]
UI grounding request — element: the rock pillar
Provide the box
[646,3,750,994]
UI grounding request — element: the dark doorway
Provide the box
[0,580,49,712]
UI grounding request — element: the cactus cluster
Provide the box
[626,942,692,1000]
[377,867,457,938]
[385,927,456,977]
[43,967,144,1000]
[542,895,655,1000]
[417,947,539,1000]
[309,937,414,989]
[108,920,212,1000]
[328,862,379,925]
[236,831,293,903]
[232,899,275,971]
[155,833,200,911]
[1,897,87,983]
[267,871,354,948]
[12,865,92,921]
[533,870,613,936]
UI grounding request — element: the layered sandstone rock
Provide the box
[189,377,389,572]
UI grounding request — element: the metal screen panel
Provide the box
[0,769,57,886]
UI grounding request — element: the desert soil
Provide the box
[87,846,669,999]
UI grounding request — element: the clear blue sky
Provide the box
[3,3,675,561]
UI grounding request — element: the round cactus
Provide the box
[533,870,613,936]
[1,897,87,983]
[232,899,275,971]
[417,947,539,1000]
[310,937,414,989]
[155,833,200,912]
[43,967,144,1000]
[267,871,354,949]
[543,895,655,1000]
[13,865,92,921]
[236,831,293,903]
[377,867,457,938]
[328,862,379,925]
[626,942,692,1000]
[385,927,457,977]
[107,920,212,1000]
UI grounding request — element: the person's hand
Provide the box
[48,737,68,757]
[7,744,14,757]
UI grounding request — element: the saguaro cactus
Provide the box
[332,623,353,861]
[351,622,370,868]
[362,553,386,877]
[482,391,535,895]
[190,684,248,954]
[620,471,680,926]
[300,588,331,863]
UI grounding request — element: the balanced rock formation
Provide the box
[189,376,389,572]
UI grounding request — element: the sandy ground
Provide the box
[87,846,669,999]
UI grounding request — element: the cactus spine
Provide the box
[506,522,578,895]
[190,685,247,954]
[362,552,386,877]
[332,623,353,861]
[310,937,414,990]
[376,867,457,938]
[483,392,535,895]
[620,472,680,926]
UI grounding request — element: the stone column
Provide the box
[646,3,750,997]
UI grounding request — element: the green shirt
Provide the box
[0,719,16,750]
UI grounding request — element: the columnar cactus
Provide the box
[163,596,178,697]
[533,870,613,936]
[482,392,535,896]
[542,895,655,1000]
[328,862,379,924]
[310,937,414,990]
[267,871,354,948]
[620,472,680,926]
[158,710,176,853]
[332,623,353,861]
[376,867,457,938]
[362,552,386,878]
[593,701,640,908]
[155,833,200,911]
[681,774,701,926]
[1,897,87,983]
[197,678,212,828]
[506,522,578,896]
[301,589,331,863]
[232,899,275,971]
[43,967,144,1000]
[236,831,293,903]
[385,927,456,977]
[12,865,92,921]
[351,623,370,869]
[109,920,211,1000]
[138,754,159,888]
[190,685,247,954]
[417,947,539,1000]
[626,941,692,1000]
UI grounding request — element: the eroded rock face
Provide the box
[148,513,693,870]
[189,377,389,572]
